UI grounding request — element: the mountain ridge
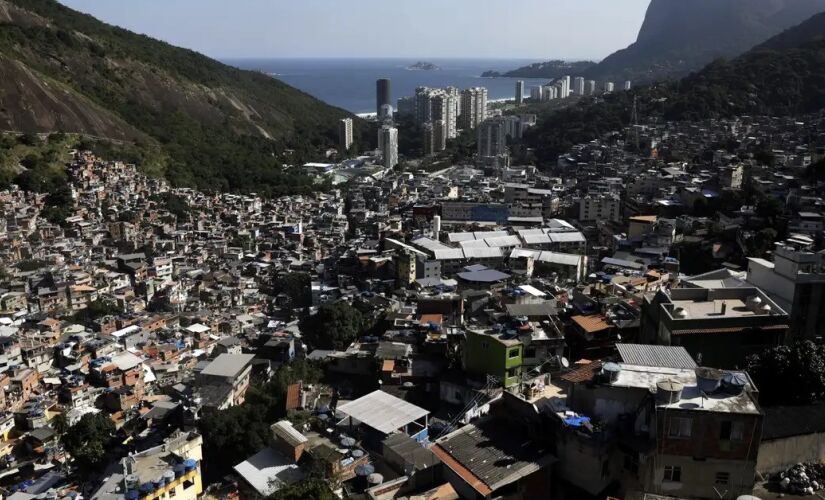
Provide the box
[0,0,361,195]
[523,8,825,165]
[585,0,825,83]
[482,60,596,80]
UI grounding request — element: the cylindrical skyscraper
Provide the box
[377,79,391,117]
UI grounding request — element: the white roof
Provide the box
[200,353,255,378]
[337,390,429,434]
[522,233,551,245]
[186,323,210,334]
[271,420,309,446]
[432,249,465,261]
[111,352,143,371]
[485,235,521,247]
[459,239,490,249]
[518,285,546,297]
[462,247,504,259]
[412,237,451,252]
[447,232,479,243]
[548,232,585,243]
[538,251,581,266]
[233,447,304,497]
[510,248,581,267]
[110,325,141,339]
[612,364,759,415]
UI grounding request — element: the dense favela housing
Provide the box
[2,104,825,500]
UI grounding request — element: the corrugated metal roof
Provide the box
[671,324,788,336]
[337,390,429,435]
[616,344,697,369]
[548,232,585,243]
[435,419,554,492]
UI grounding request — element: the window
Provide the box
[663,465,682,483]
[668,417,692,438]
[715,471,730,486]
[480,341,489,349]
[508,348,520,359]
[720,421,745,441]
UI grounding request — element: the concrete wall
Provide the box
[652,455,756,499]
[758,433,825,473]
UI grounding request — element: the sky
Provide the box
[58,0,651,60]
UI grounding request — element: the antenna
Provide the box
[633,96,640,153]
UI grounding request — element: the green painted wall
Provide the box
[464,330,523,387]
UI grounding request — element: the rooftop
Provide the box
[337,390,429,435]
[199,353,255,379]
[616,344,697,369]
[233,447,303,497]
[610,364,760,415]
[433,418,555,495]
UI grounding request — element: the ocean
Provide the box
[224,58,549,114]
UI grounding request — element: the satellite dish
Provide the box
[559,356,570,368]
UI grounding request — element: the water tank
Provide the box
[124,491,140,500]
[721,372,748,395]
[695,367,724,394]
[163,470,176,484]
[125,474,140,490]
[351,449,365,459]
[673,307,689,319]
[367,473,384,486]
[173,464,186,477]
[183,459,197,472]
[656,380,684,405]
[602,362,622,383]
[355,464,375,477]
[747,296,762,309]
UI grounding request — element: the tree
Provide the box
[270,359,322,397]
[62,413,115,474]
[271,273,311,308]
[71,298,121,323]
[756,196,784,219]
[746,341,825,406]
[198,405,271,480]
[52,412,69,436]
[299,301,363,350]
[268,479,335,500]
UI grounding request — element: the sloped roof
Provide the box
[616,344,697,369]
[337,390,429,435]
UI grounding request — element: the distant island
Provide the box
[407,61,440,71]
[482,60,597,79]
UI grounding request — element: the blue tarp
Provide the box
[563,415,591,427]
